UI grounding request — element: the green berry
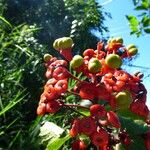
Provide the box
[53,38,60,50]
[43,54,52,62]
[53,37,73,50]
[115,91,132,109]
[105,54,122,69]
[126,44,136,50]
[88,58,102,73]
[128,48,138,56]
[70,55,84,69]
[116,37,123,44]
[61,37,73,49]
[111,38,117,43]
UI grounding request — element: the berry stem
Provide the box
[64,104,89,110]
[64,105,87,116]
[67,90,80,96]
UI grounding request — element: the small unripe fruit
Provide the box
[116,37,123,44]
[111,38,117,43]
[43,54,52,62]
[61,37,73,49]
[128,48,138,56]
[70,55,84,69]
[88,58,102,73]
[126,44,136,50]
[53,37,73,50]
[53,38,60,50]
[115,91,132,109]
[105,54,122,69]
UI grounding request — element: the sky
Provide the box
[96,0,150,107]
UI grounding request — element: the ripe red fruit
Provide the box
[90,104,106,118]
[83,49,95,57]
[37,103,46,115]
[145,132,150,150]
[107,111,121,128]
[52,67,69,80]
[70,119,80,137]
[45,68,53,79]
[44,86,57,101]
[80,117,97,136]
[46,101,62,113]
[130,100,149,117]
[54,79,68,94]
[79,84,96,100]
[71,140,87,150]
[91,129,109,147]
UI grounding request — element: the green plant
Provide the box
[0,16,46,149]
[127,0,150,36]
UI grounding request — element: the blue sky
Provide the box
[96,0,150,107]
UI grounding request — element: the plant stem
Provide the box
[64,104,89,110]
[64,105,88,117]
[67,90,80,96]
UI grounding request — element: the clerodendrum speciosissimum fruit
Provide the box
[37,36,149,150]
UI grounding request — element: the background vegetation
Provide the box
[0,0,108,149]
[0,0,149,149]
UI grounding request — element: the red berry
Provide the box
[79,84,96,100]
[90,104,106,118]
[54,79,68,94]
[44,86,58,101]
[45,68,53,79]
[37,103,46,115]
[70,119,80,137]
[46,100,62,113]
[80,117,97,135]
[52,67,69,80]
[107,111,121,128]
[51,59,68,67]
[91,129,109,147]
[83,49,95,57]
[71,140,87,150]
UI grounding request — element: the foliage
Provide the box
[126,0,150,36]
[3,0,108,52]
[0,16,46,149]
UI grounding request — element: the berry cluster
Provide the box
[37,37,150,149]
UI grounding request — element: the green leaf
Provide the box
[119,117,149,135]
[0,16,12,28]
[129,136,147,150]
[117,108,146,121]
[0,91,26,116]
[46,134,71,150]
[142,16,150,27]
[144,28,150,33]
[126,15,139,26]
[78,108,90,116]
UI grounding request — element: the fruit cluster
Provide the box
[37,37,150,150]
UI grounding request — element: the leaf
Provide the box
[46,134,70,150]
[119,117,149,136]
[0,16,12,28]
[126,15,139,25]
[78,108,90,116]
[126,15,140,35]
[144,28,150,33]
[128,136,147,150]
[0,90,26,116]
[39,122,64,145]
[117,108,146,121]
[141,16,150,27]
